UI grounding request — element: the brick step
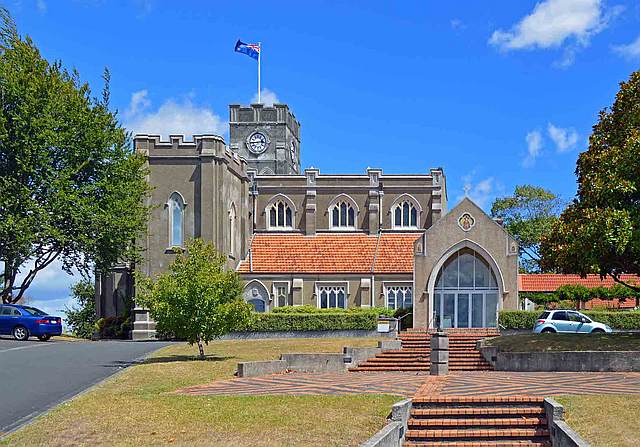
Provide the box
[356,358,490,365]
[411,407,545,417]
[408,417,547,428]
[404,442,550,447]
[349,366,492,372]
[413,397,544,405]
[406,428,550,440]
[365,355,488,361]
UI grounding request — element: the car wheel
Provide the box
[541,328,556,333]
[37,335,51,342]
[591,328,605,334]
[13,325,29,341]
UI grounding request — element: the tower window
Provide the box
[168,192,185,247]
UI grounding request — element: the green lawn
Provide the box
[558,395,640,447]
[485,333,640,352]
[1,337,397,447]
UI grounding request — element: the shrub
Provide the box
[499,310,640,330]
[63,279,98,339]
[271,305,395,317]
[95,316,132,339]
[239,312,378,332]
[498,311,539,329]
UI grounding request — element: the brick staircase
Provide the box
[404,396,551,447]
[349,328,497,372]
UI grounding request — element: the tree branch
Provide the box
[607,273,640,293]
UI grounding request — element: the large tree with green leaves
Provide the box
[135,239,254,359]
[491,185,563,273]
[0,9,150,303]
[540,70,640,291]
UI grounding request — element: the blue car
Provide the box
[533,309,612,334]
[0,304,63,341]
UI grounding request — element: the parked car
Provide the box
[0,304,62,341]
[533,309,612,334]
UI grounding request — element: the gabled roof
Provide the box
[518,274,640,292]
[237,232,421,274]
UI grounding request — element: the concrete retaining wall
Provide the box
[280,353,347,373]
[492,351,640,372]
[360,399,412,447]
[237,360,287,377]
[544,398,590,447]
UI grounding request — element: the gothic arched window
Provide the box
[392,198,419,229]
[267,197,294,229]
[228,203,237,255]
[330,200,356,228]
[168,192,185,247]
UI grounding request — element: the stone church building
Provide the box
[95,103,519,340]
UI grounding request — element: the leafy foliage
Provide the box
[240,312,379,332]
[521,283,640,308]
[95,315,131,339]
[271,305,395,317]
[63,279,97,339]
[491,185,563,272]
[540,70,640,291]
[499,310,640,330]
[135,239,253,358]
[0,9,150,303]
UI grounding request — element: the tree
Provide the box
[0,9,150,303]
[64,279,97,339]
[491,185,563,273]
[540,69,640,292]
[135,239,254,359]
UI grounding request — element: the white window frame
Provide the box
[315,282,349,309]
[390,194,422,229]
[265,194,296,231]
[273,281,292,307]
[328,194,359,231]
[228,203,236,256]
[167,192,186,248]
[384,282,413,310]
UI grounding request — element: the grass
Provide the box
[1,337,397,447]
[557,395,640,447]
[484,333,640,352]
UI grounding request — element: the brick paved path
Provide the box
[415,371,640,397]
[178,371,428,397]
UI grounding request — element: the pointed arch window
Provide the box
[330,200,356,229]
[168,193,185,247]
[268,199,293,229]
[392,200,418,229]
[228,203,237,255]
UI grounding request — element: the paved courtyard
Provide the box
[178,371,429,397]
[415,371,640,397]
[177,370,640,399]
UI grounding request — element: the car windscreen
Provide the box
[538,311,550,320]
[21,306,48,316]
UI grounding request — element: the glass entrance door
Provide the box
[433,291,498,328]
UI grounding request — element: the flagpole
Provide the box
[257,42,261,104]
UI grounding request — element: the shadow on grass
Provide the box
[144,354,235,364]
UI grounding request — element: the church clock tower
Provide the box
[229,103,301,174]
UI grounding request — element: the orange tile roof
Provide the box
[518,274,640,292]
[237,232,421,274]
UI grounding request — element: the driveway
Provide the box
[0,336,172,435]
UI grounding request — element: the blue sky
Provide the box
[6,0,640,315]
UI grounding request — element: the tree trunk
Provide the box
[196,336,205,360]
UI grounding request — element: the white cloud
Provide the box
[613,34,640,59]
[450,19,466,31]
[125,90,226,139]
[14,257,83,302]
[488,0,621,65]
[36,0,47,14]
[458,173,501,210]
[547,123,578,152]
[251,88,279,107]
[523,130,543,167]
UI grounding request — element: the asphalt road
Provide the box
[0,336,172,435]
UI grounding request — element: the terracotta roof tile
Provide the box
[518,273,640,292]
[237,232,421,274]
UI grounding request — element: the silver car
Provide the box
[533,310,613,334]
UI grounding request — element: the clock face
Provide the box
[289,141,296,160]
[247,132,268,154]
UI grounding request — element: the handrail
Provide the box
[396,312,412,332]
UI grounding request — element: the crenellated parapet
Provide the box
[134,134,248,178]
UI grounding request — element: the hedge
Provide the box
[240,312,378,332]
[271,305,395,317]
[499,310,640,330]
